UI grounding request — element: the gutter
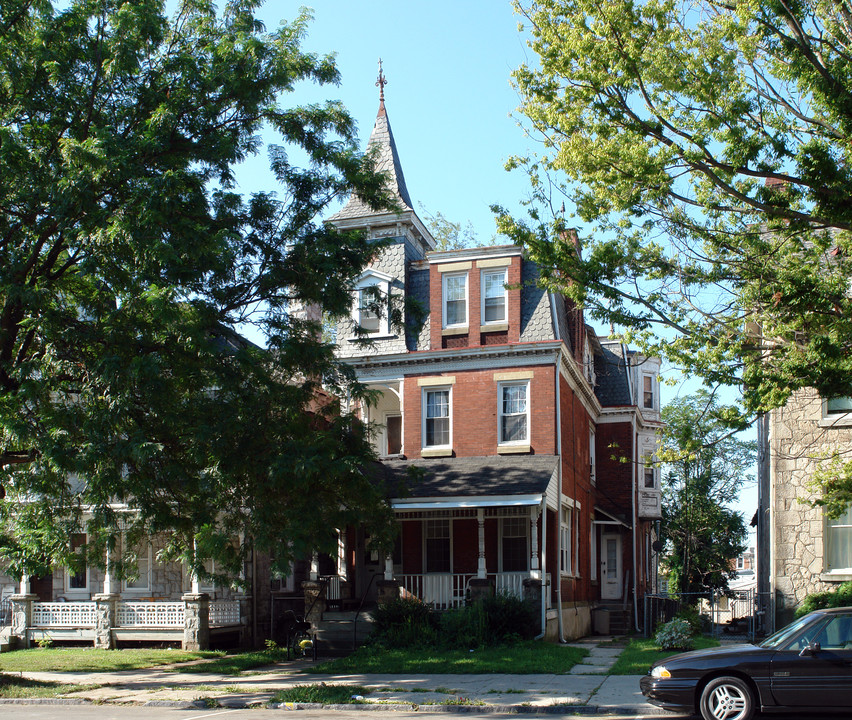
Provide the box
[535,494,548,640]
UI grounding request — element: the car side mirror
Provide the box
[799,641,821,657]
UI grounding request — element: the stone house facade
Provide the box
[758,388,852,630]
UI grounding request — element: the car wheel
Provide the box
[699,676,755,720]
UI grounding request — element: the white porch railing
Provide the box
[320,575,341,601]
[209,600,240,626]
[32,602,97,628]
[117,602,184,627]
[399,572,529,609]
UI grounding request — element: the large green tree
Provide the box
[498,0,852,421]
[659,392,753,595]
[0,0,397,583]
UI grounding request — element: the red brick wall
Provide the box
[403,365,556,458]
[595,421,634,519]
[428,255,522,351]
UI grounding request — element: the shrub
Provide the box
[654,619,695,651]
[674,605,701,636]
[369,597,438,649]
[795,581,852,618]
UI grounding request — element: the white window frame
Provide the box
[123,543,153,594]
[65,532,90,597]
[821,396,852,427]
[442,272,468,329]
[826,504,852,573]
[560,506,572,576]
[422,386,452,450]
[198,558,216,593]
[643,454,657,489]
[352,270,393,337]
[498,381,530,446]
[590,524,598,581]
[481,269,507,325]
[642,374,656,410]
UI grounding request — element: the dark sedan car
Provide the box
[640,606,852,720]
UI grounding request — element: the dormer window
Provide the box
[352,270,393,337]
[442,273,468,328]
[482,269,507,324]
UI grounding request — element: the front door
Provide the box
[601,533,622,600]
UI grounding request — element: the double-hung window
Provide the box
[826,504,852,572]
[642,375,655,410]
[501,517,528,572]
[442,273,467,328]
[352,270,393,336]
[357,285,382,333]
[425,519,451,573]
[423,388,451,448]
[560,507,572,575]
[643,454,657,488]
[124,543,152,592]
[499,382,529,445]
[481,269,507,324]
[67,533,88,593]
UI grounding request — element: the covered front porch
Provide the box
[378,455,560,618]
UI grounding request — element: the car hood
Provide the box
[651,643,762,668]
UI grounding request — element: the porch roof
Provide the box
[382,455,558,509]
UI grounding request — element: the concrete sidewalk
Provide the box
[6,637,666,714]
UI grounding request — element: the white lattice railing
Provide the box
[117,602,184,627]
[209,600,240,626]
[32,602,96,628]
[320,575,341,601]
[400,572,533,609]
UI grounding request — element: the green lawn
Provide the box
[307,641,588,675]
[0,674,97,699]
[607,636,720,675]
[272,683,370,704]
[0,647,223,673]
[170,647,290,675]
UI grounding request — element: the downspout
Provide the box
[555,354,566,642]
[631,413,640,633]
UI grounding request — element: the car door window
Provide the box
[814,615,852,649]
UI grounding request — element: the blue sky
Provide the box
[239,1,537,242]
[238,1,758,531]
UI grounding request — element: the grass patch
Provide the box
[170,647,289,675]
[272,684,369,704]
[0,647,222,673]
[308,641,587,675]
[0,674,97,699]
[608,636,720,675]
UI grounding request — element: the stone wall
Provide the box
[770,387,852,626]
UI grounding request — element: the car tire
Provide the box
[699,676,755,720]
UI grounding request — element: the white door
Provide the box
[601,533,622,600]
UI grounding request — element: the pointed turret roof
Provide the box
[329,90,414,221]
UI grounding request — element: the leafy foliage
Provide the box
[499,0,852,424]
[0,0,398,581]
[795,581,852,618]
[660,392,752,594]
[369,593,538,650]
[654,619,695,651]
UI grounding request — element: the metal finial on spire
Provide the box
[376,58,387,104]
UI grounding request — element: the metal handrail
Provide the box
[352,572,379,650]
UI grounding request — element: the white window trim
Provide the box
[560,506,572,576]
[590,524,598,581]
[442,272,469,329]
[122,543,153,595]
[643,454,658,489]
[820,396,852,427]
[422,386,452,451]
[642,373,656,411]
[825,506,852,573]
[65,532,90,597]
[480,268,507,326]
[351,270,394,338]
[198,558,216,593]
[498,380,530,446]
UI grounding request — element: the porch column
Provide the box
[102,546,113,595]
[93,593,119,649]
[19,573,29,595]
[384,552,394,581]
[182,592,210,651]
[530,507,541,579]
[10,591,36,648]
[337,530,347,581]
[477,509,486,579]
[309,551,319,581]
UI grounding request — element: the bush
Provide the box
[674,606,702,636]
[654,619,695,651]
[795,581,852,618]
[369,593,537,649]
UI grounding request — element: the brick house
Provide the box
[323,93,663,638]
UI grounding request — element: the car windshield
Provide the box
[759,613,818,649]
